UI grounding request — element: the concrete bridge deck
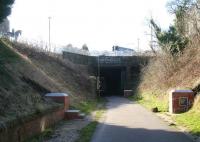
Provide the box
[62,51,151,96]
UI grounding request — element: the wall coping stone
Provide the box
[170,90,193,93]
[65,110,80,113]
[45,93,69,97]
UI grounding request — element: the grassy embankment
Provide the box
[132,43,200,136]
[0,38,96,120]
[0,39,60,123]
[0,39,98,141]
[10,40,105,142]
[11,41,96,105]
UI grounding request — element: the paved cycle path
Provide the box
[91,96,193,142]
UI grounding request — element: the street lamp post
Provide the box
[48,17,51,52]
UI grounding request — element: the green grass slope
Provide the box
[0,39,62,123]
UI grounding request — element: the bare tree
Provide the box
[167,0,195,36]
[82,44,89,51]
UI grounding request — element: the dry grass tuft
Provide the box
[0,39,96,123]
[9,40,96,104]
[192,95,200,112]
[140,40,200,93]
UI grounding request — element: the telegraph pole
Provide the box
[137,38,140,53]
[144,14,156,55]
[48,17,51,52]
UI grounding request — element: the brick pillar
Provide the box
[45,93,69,110]
[169,90,194,113]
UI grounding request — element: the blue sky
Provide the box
[9,0,175,51]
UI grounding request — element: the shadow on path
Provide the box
[91,96,193,142]
[92,123,193,142]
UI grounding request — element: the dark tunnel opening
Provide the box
[99,67,125,96]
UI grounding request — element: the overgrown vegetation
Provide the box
[141,0,200,91]
[139,44,200,92]
[9,40,96,105]
[0,0,15,22]
[132,91,168,112]
[75,97,106,114]
[137,0,200,136]
[150,20,188,55]
[0,38,96,127]
[167,0,195,36]
[0,39,55,120]
[150,0,197,55]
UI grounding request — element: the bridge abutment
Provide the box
[62,51,151,96]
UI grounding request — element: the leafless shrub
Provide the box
[140,40,200,92]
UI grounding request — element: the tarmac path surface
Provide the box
[91,96,193,142]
